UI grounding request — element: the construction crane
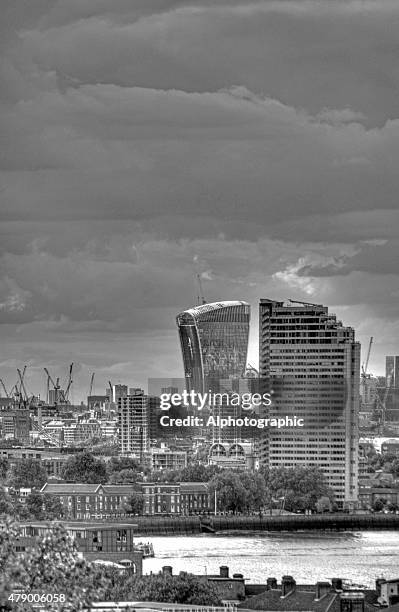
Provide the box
[43,367,62,405]
[361,337,373,402]
[17,368,29,405]
[376,377,393,434]
[0,379,10,398]
[196,274,207,305]
[107,380,115,406]
[361,337,373,378]
[88,372,95,397]
[63,363,74,403]
[15,365,27,407]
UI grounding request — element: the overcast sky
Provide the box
[1,0,399,401]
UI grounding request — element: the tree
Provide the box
[262,466,334,513]
[107,573,222,606]
[316,496,332,513]
[7,459,47,489]
[61,451,107,483]
[107,457,140,475]
[0,458,9,482]
[0,520,113,611]
[43,494,64,520]
[25,491,44,519]
[373,498,386,512]
[150,464,222,484]
[0,487,14,515]
[180,464,221,482]
[108,468,138,484]
[238,471,267,513]
[209,471,247,514]
[25,493,64,520]
[123,491,144,515]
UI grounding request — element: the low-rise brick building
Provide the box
[141,482,180,515]
[40,483,134,519]
[180,482,212,515]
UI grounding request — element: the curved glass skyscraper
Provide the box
[176,301,250,393]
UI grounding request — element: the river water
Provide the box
[142,531,399,587]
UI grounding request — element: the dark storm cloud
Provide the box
[1,0,399,396]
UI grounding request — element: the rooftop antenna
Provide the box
[197,274,207,305]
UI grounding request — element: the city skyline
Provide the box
[0,295,395,404]
[2,2,399,400]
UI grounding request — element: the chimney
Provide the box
[332,578,343,592]
[376,579,385,596]
[162,566,173,576]
[220,566,229,578]
[233,573,244,579]
[281,576,296,597]
[340,593,365,612]
[267,577,278,590]
[315,582,331,600]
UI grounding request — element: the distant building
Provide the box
[0,409,30,443]
[258,299,360,509]
[176,301,250,394]
[113,384,128,403]
[118,389,149,458]
[48,388,67,406]
[148,444,187,471]
[87,395,109,412]
[16,522,142,574]
[40,483,135,519]
[384,357,399,422]
[0,447,69,478]
[242,576,368,612]
[160,565,245,604]
[141,482,180,515]
[180,482,212,515]
[99,419,118,439]
[381,439,399,456]
[176,301,250,442]
[208,441,258,470]
[377,578,399,607]
[386,357,399,388]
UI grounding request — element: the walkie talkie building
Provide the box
[176,301,250,393]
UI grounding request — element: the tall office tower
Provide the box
[176,301,250,442]
[113,384,128,403]
[259,299,360,509]
[386,356,399,387]
[176,301,250,393]
[118,389,149,458]
[385,357,399,421]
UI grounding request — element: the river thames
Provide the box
[142,531,399,586]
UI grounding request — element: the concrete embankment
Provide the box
[132,513,399,536]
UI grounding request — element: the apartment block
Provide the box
[118,389,149,458]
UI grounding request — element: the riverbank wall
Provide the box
[130,513,399,536]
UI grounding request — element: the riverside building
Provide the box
[258,299,360,509]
